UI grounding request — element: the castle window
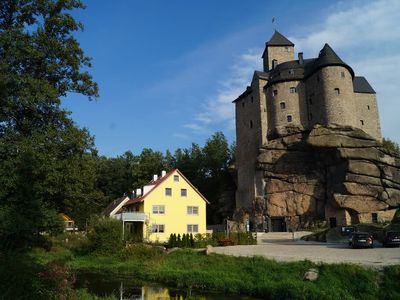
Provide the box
[288,69,294,75]
[242,102,245,108]
[287,115,293,123]
[309,113,313,120]
[285,46,289,52]
[334,88,340,95]
[367,105,370,110]
[273,90,278,96]
[289,87,297,93]
[250,120,253,128]
[360,120,364,126]
[341,71,345,78]
[280,102,286,109]
[251,96,254,103]
[309,98,313,105]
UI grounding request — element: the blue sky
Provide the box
[64,0,400,157]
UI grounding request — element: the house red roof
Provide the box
[124,169,209,206]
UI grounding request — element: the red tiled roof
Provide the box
[125,169,176,205]
[124,169,209,206]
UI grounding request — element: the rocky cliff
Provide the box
[256,125,400,229]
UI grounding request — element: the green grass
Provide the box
[30,245,400,300]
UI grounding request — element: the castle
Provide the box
[234,31,387,230]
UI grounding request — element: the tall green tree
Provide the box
[0,0,99,250]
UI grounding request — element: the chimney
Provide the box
[161,170,166,177]
[272,59,278,69]
[136,188,142,197]
[298,52,304,65]
[153,174,158,181]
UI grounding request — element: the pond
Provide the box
[75,272,261,300]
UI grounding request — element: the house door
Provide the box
[271,217,286,232]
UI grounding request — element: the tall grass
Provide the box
[60,249,386,300]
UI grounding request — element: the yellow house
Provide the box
[108,169,209,242]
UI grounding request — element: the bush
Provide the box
[120,243,165,261]
[168,232,257,248]
[86,217,124,255]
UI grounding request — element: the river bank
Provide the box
[31,245,400,300]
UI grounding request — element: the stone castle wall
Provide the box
[266,80,307,135]
[354,93,381,140]
[264,46,294,71]
[235,81,265,210]
[318,66,356,127]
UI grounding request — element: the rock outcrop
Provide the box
[256,125,400,229]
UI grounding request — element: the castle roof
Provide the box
[262,31,294,58]
[353,76,376,94]
[267,30,294,46]
[266,44,354,87]
[311,43,354,77]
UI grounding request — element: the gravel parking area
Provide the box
[212,240,400,268]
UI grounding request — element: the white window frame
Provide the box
[187,224,199,233]
[187,206,199,215]
[151,224,165,233]
[152,205,165,214]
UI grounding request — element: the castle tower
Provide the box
[306,44,356,129]
[262,30,294,72]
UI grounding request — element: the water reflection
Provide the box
[117,283,205,300]
[75,272,258,300]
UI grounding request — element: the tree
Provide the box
[0,0,99,250]
[382,137,400,156]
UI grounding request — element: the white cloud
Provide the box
[187,49,261,134]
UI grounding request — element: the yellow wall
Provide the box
[142,170,207,242]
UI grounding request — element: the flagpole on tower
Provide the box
[272,16,276,31]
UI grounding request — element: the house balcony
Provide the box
[112,212,147,222]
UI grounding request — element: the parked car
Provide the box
[382,231,400,247]
[348,232,374,248]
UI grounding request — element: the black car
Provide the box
[348,232,373,248]
[383,231,400,247]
